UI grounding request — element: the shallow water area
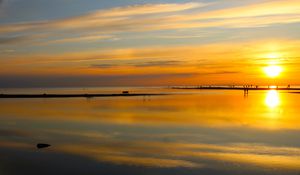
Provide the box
[1,87,300,175]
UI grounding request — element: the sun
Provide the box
[264,65,282,78]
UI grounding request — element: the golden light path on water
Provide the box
[265,90,280,108]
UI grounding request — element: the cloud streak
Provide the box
[90,60,183,68]
[1,0,300,45]
[0,2,205,34]
[0,35,29,45]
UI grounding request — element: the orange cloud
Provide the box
[0,39,299,85]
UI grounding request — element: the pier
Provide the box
[172,86,300,91]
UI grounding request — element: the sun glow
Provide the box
[264,65,282,78]
[266,53,281,59]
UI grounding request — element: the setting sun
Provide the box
[264,65,282,78]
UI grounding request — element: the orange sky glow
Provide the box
[0,0,300,87]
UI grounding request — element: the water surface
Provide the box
[1,87,300,175]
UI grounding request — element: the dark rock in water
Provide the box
[37,143,51,149]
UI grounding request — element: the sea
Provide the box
[0,87,300,175]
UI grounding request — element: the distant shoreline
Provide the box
[172,87,300,91]
[0,93,168,98]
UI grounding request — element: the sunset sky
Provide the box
[1,0,300,87]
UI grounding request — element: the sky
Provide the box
[1,0,300,87]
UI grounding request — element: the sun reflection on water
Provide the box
[265,90,280,108]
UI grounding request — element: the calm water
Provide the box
[1,87,300,175]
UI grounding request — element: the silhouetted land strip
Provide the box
[0,93,168,98]
[172,86,300,91]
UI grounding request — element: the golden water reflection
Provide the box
[265,90,280,108]
[0,90,298,130]
[1,89,300,174]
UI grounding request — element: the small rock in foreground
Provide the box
[37,143,51,149]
